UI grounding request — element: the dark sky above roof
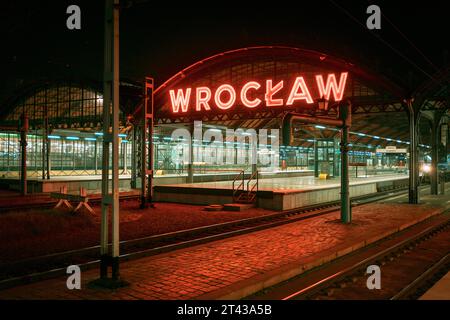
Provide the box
[1,0,448,101]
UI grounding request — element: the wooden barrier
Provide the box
[51,186,95,214]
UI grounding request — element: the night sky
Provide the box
[1,0,448,102]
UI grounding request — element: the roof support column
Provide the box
[430,111,444,195]
[19,113,28,195]
[92,0,127,289]
[407,99,420,204]
[187,123,195,184]
[140,77,155,209]
[340,101,352,224]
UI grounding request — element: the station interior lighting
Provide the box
[422,163,432,173]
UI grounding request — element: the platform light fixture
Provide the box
[317,96,329,110]
[48,135,61,139]
[315,125,326,129]
[66,136,80,140]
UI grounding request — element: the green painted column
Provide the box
[340,102,351,224]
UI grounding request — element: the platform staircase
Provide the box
[232,170,259,204]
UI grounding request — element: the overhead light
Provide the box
[48,135,61,139]
[373,136,380,139]
[358,133,366,137]
[94,132,104,136]
[66,136,80,140]
[317,96,329,110]
[315,125,326,129]
[84,137,97,141]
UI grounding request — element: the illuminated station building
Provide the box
[0,47,447,202]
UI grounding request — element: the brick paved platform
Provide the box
[0,189,449,300]
[420,271,450,300]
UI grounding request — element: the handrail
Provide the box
[232,170,245,201]
[246,170,259,201]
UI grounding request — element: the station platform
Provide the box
[0,185,448,300]
[420,272,450,300]
[0,170,313,193]
[155,174,409,210]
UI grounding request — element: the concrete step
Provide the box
[223,203,255,211]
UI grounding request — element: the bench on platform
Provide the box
[51,186,95,214]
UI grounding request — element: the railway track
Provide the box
[252,212,450,300]
[0,187,411,290]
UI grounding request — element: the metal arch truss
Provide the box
[155,101,408,125]
[131,77,155,209]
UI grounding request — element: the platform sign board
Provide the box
[376,146,407,153]
[168,72,349,114]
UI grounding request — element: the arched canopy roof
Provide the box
[0,80,142,131]
[154,46,407,125]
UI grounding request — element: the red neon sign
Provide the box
[169,72,348,113]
